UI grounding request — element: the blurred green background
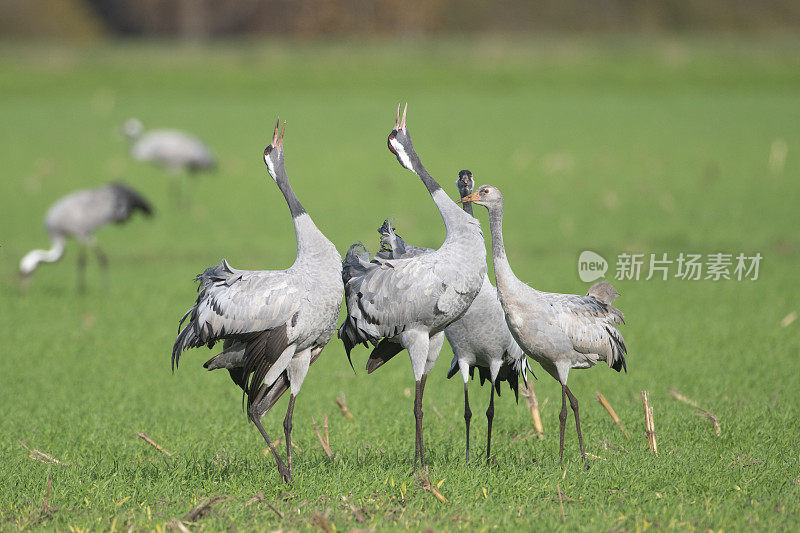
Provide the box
[1,1,799,531]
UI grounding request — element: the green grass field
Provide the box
[1,35,799,531]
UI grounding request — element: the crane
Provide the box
[339,105,487,470]
[460,184,627,468]
[19,182,152,291]
[172,120,343,483]
[123,118,215,203]
[376,170,531,464]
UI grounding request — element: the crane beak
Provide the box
[458,191,481,204]
[393,102,408,133]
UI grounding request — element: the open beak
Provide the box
[393,103,408,133]
[458,191,481,204]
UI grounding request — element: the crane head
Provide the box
[122,118,143,139]
[456,170,474,197]
[387,102,415,171]
[458,184,503,209]
[263,118,286,182]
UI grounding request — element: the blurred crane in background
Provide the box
[123,118,215,204]
[19,182,152,291]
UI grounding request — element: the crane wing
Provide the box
[547,292,627,372]
[173,259,301,368]
[339,245,465,357]
[375,219,434,260]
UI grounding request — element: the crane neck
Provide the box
[405,147,470,235]
[460,197,474,217]
[20,236,66,274]
[274,164,307,219]
[271,161,337,263]
[486,204,517,294]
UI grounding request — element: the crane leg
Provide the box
[559,385,568,464]
[283,394,296,483]
[169,176,183,207]
[413,374,427,471]
[76,246,87,293]
[463,382,472,463]
[486,380,496,465]
[564,385,589,470]
[94,246,109,288]
[248,387,291,483]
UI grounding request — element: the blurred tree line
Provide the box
[1,0,799,40]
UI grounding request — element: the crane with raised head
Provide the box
[376,170,531,464]
[339,105,487,471]
[172,120,343,483]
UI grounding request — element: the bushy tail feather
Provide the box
[606,325,628,373]
[446,355,459,379]
[586,280,619,304]
[453,355,529,401]
[376,219,407,259]
[342,242,370,283]
[587,281,625,325]
[339,243,375,370]
[337,320,368,371]
[172,259,240,372]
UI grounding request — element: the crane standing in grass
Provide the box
[172,120,343,484]
[460,184,628,468]
[376,170,531,464]
[339,105,487,470]
[123,118,215,203]
[19,182,152,291]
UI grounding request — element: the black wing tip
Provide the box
[614,354,628,373]
[338,321,367,375]
[377,218,394,236]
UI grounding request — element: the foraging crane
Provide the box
[123,118,215,203]
[339,105,487,470]
[172,120,343,484]
[460,185,628,468]
[377,170,530,464]
[19,182,152,291]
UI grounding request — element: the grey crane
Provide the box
[460,185,628,468]
[338,105,487,470]
[123,118,215,203]
[172,120,343,483]
[19,182,152,291]
[376,170,531,464]
[124,119,215,173]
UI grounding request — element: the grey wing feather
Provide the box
[548,290,627,372]
[339,250,450,354]
[172,259,300,369]
[376,219,432,260]
[586,280,620,306]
